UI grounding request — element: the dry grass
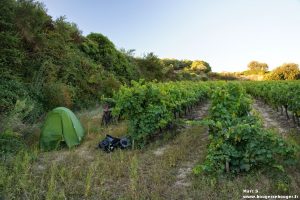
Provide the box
[29,122,209,199]
[0,103,211,199]
[1,104,299,200]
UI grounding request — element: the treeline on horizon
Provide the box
[0,0,213,128]
[211,61,300,81]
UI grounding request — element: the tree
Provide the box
[82,33,139,81]
[0,0,25,77]
[190,60,211,73]
[161,58,192,70]
[247,61,268,74]
[135,53,164,81]
[265,63,300,80]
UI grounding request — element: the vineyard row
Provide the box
[243,81,300,126]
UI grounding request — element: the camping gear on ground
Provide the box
[98,135,131,152]
[40,107,85,151]
[99,134,120,152]
[120,137,130,149]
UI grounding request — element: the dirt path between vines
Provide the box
[172,102,210,188]
[152,102,210,158]
[252,100,300,137]
[110,101,211,199]
[150,102,210,198]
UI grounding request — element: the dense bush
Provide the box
[0,77,44,130]
[82,33,139,82]
[0,0,212,129]
[265,63,300,80]
[161,58,192,70]
[0,78,28,115]
[0,130,26,161]
[0,0,137,125]
[134,53,165,81]
[244,61,268,75]
[43,82,75,109]
[190,60,212,73]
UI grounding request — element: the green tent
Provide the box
[40,107,85,151]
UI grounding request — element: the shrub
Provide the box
[0,78,43,130]
[265,63,300,80]
[0,78,28,115]
[246,61,268,74]
[0,129,26,161]
[100,74,121,97]
[43,82,75,109]
[190,60,211,73]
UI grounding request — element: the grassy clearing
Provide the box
[190,164,300,199]
[1,103,299,199]
[1,105,210,199]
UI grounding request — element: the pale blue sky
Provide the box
[39,0,300,72]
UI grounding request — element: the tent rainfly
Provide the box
[40,107,85,151]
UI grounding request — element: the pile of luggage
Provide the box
[98,135,130,152]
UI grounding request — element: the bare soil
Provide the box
[173,102,210,188]
[252,100,300,136]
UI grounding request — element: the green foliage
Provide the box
[147,58,212,81]
[265,63,300,80]
[0,147,37,199]
[175,60,212,81]
[0,78,28,114]
[83,33,139,81]
[190,60,212,73]
[43,82,75,109]
[0,0,136,124]
[98,73,121,98]
[0,129,26,161]
[100,97,116,108]
[196,83,297,174]
[113,80,209,146]
[177,70,209,81]
[0,0,212,128]
[246,61,268,74]
[135,53,165,81]
[0,77,44,128]
[161,58,192,70]
[244,81,300,117]
[0,0,25,77]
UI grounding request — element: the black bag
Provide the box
[98,135,130,152]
